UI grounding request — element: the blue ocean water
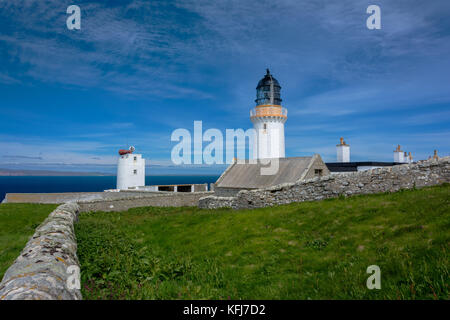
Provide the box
[0,176,220,202]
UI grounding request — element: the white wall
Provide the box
[357,166,384,171]
[394,151,404,163]
[116,154,145,190]
[336,145,350,162]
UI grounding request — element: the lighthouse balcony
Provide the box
[250,105,287,119]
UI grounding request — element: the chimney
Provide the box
[336,137,350,162]
[393,145,404,163]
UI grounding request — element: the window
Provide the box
[133,169,137,175]
[314,169,323,177]
[263,123,267,133]
[134,156,137,161]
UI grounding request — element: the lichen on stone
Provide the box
[0,203,82,300]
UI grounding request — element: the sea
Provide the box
[0,176,220,202]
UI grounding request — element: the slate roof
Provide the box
[215,156,317,189]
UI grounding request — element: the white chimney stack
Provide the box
[336,137,350,162]
[393,145,404,163]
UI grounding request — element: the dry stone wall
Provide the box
[3,190,172,204]
[0,203,81,300]
[199,157,450,210]
[78,191,213,212]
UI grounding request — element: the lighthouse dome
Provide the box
[255,69,282,106]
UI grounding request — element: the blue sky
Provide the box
[0,0,449,174]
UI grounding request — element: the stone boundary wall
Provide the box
[2,190,172,204]
[78,191,213,212]
[214,187,251,197]
[199,196,235,209]
[199,157,450,210]
[0,203,81,300]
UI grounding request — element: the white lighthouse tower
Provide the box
[250,69,287,159]
[116,146,145,190]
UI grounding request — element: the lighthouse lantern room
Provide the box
[250,69,287,159]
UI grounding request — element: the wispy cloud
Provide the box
[0,72,20,84]
[0,0,219,98]
[3,155,43,160]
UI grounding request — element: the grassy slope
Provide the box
[0,203,57,279]
[76,185,449,300]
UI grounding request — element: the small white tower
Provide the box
[116,146,145,190]
[250,69,287,159]
[336,137,350,162]
[393,145,404,163]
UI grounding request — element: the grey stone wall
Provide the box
[3,190,170,204]
[198,196,235,209]
[199,157,450,210]
[78,192,213,212]
[214,187,251,197]
[0,203,81,300]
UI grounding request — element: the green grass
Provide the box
[73,185,447,299]
[0,203,58,279]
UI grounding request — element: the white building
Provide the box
[116,147,145,190]
[250,69,287,159]
[393,145,405,163]
[336,137,350,162]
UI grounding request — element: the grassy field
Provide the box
[0,203,57,279]
[75,184,449,300]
